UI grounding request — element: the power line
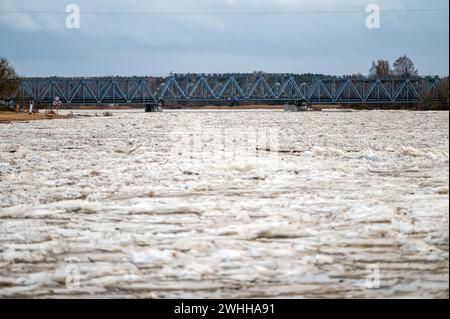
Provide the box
[0,8,448,16]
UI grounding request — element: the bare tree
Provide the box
[369,60,392,77]
[0,57,19,99]
[393,55,418,77]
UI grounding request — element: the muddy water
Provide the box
[0,110,448,298]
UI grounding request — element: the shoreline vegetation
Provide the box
[0,111,117,123]
[0,111,67,123]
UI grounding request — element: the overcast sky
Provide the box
[0,0,448,76]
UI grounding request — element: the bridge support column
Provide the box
[145,102,163,112]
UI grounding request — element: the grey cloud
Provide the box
[0,0,448,76]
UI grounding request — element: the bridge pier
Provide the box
[284,99,312,112]
[145,101,163,112]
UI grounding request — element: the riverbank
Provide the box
[0,112,66,123]
[34,104,448,111]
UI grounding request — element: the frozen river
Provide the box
[0,110,448,298]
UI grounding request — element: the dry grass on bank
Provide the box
[0,112,66,122]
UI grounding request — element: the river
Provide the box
[0,109,448,298]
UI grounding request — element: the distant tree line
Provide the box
[369,55,418,77]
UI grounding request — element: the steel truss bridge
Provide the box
[11,74,445,105]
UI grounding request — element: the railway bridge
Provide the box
[11,74,445,105]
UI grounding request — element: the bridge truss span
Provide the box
[12,74,445,105]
